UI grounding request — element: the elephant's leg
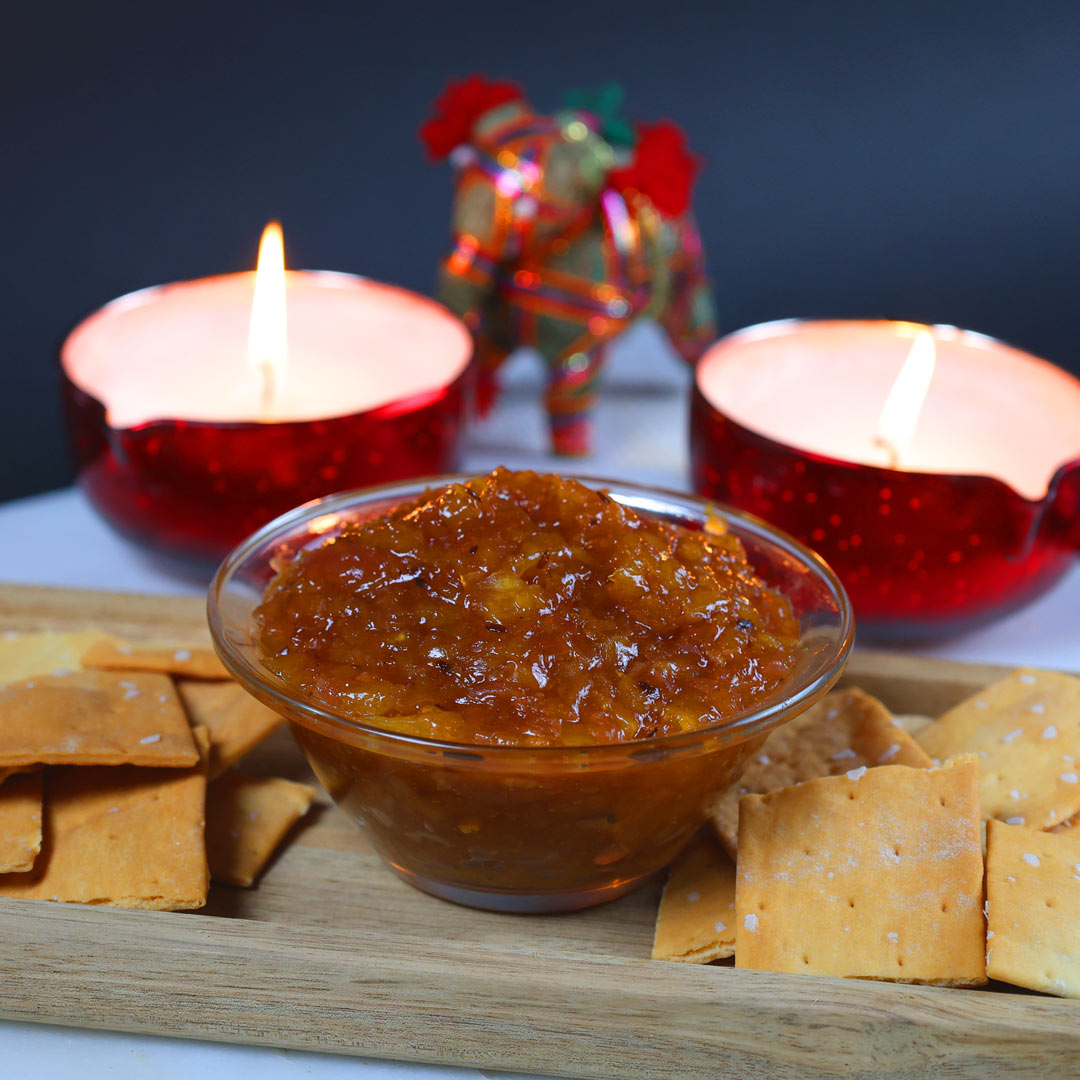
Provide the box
[657,220,717,365]
[659,272,716,365]
[457,288,513,418]
[545,344,607,457]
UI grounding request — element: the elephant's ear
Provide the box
[608,121,702,217]
[420,75,524,161]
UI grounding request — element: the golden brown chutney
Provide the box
[255,469,799,747]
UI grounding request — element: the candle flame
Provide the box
[874,330,936,467]
[248,221,288,412]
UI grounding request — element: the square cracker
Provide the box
[917,668,1080,829]
[0,632,106,781]
[0,771,43,873]
[0,670,198,768]
[710,688,932,856]
[81,637,229,680]
[205,772,315,887]
[0,728,210,909]
[985,820,1080,998]
[0,629,109,685]
[177,681,282,781]
[653,833,736,963]
[735,756,986,985]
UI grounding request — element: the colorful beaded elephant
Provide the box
[422,77,716,456]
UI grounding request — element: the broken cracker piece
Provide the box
[0,734,210,909]
[710,688,932,856]
[986,820,1080,998]
[653,833,736,963]
[177,681,282,781]
[0,771,43,873]
[917,668,1080,829]
[81,637,228,680]
[205,772,315,887]
[735,756,986,986]
[0,670,198,768]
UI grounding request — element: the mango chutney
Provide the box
[211,474,852,911]
[255,468,799,748]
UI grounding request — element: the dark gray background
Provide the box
[4,0,1079,502]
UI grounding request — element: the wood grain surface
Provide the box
[0,582,1077,1080]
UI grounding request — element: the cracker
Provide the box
[891,714,934,737]
[985,820,1080,998]
[0,728,210,909]
[917,668,1080,829]
[0,629,109,685]
[205,772,315,887]
[652,833,736,963]
[177,680,282,780]
[0,771,43,873]
[709,688,932,856]
[735,756,986,985]
[0,670,198,768]
[81,637,229,680]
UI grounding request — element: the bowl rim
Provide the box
[208,473,855,760]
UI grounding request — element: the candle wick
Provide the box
[872,434,900,469]
[260,363,276,415]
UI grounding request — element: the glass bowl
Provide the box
[208,476,854,913]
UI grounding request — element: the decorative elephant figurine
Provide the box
[421,77,716,456]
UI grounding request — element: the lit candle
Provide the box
[691,320,1080,639]
[872,329,935,469]
[61,224,473,565]
[248,221,288,413]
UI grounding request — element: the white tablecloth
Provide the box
[2,327,1078,1079]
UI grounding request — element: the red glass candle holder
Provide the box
[61,273,473,566]
[690,320,1080,641]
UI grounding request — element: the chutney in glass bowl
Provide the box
[208,471,853,912]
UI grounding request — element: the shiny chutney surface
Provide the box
[255,469,799,746]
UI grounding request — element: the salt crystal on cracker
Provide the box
[709,688,931,857]
[0,771,43,873]
[205,772,315,887]
[81,637,228,680]
[735,756,986,986]
[652,833,736,963]
[986,820,1080,998]
[0,670,198,768]
[917,668,1080,829]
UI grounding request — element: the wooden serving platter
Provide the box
[0,582,1077,1080]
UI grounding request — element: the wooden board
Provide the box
[0,582,1077,1080]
